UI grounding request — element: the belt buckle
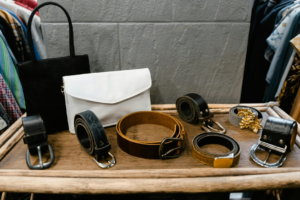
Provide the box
[250,140,287,168]
[213,153,234,168]
[93,152,116,169]
[201,120,226,134]
[26,145,55,170]
[159,137,182,159]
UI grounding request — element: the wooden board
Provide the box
[1,112,300,171]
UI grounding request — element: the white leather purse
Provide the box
[63,68,152,134]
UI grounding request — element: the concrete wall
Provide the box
[38,0,251,104]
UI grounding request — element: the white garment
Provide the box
[275,50,296,98]
[0,0,46,59]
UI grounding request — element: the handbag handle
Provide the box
[27,2,75,62]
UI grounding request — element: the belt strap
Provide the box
[22,114,55,170]
[176,93,213,126]
[192,132,241,168]
[74,110,115,168]
[229,106,262,128]
[116,111,186,159]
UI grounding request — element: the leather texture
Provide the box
[261,116,297,151]
[229,106,263,127]
[74,110,111,161]
[116,111,186,159]
[192,132,241,167]
[16,2,90,134]
[22,114,48,155]
[64,68,152,134]
[176,93,213,126]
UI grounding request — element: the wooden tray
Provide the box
[0,103,300,194]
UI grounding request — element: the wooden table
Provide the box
[0,103,300,195]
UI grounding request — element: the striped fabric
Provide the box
[0,30,25,109]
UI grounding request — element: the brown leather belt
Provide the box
[116,111,186,159]
[192,132,241,168]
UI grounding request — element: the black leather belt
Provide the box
[74,110,115,168]
[23,114,55,170]
[251,116,297,168]
[192,132,241,168]
[176,93,226,133]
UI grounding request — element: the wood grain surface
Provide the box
[1,112,300,171]
[0,172,300,194]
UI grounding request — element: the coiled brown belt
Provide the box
[116,111,186,159]
[192,132,241,168]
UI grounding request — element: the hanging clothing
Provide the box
[264,2,300,63]
[13,12,31,61]
[0,102,10,133]
[0,9,24,62]
[263,9,300,102]
[0,30,25,109]
[0,1,45,59]
[16,0,37,9]
[277,53,300,113]
[275,50,296,98]
[0,6,40,60]
[15,2,39,16]
[0,74,22,123]
[0,15,19,62]
[266,7,300,83]
[241,0,294,103]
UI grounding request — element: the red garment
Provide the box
[15,2,39,16]
[17,0,37,9]
[0,75,22,123]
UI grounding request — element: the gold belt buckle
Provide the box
[213,153,234,168]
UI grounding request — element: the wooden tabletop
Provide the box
[0,104,300,194]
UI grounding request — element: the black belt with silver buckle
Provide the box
[23,114,55,170]
[251,116,297,168]
[74,110,115,168]
[176,93,226,134]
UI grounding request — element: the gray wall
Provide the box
[38,0,251,104]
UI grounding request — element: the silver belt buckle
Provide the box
[26,145,55,170]
[201,120,226,134]
[250,140,287,168]
[93,152,116,169]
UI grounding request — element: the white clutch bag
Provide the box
[63,68,152,133]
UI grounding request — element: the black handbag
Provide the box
[17,2,91,134]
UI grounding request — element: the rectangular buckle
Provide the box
[258,140,287,154]
[159,137,182,159]
[213,153,234,168]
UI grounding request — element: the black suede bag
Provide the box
[17,2,90,133]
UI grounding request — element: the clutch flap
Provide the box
[63,68,151,104]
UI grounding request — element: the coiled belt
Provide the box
[229,106,263,128]
[192,132,241,168]
[116,111,186,159]
[74,110,115,168]
[251,116,297,168]
[176,93,226,134]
